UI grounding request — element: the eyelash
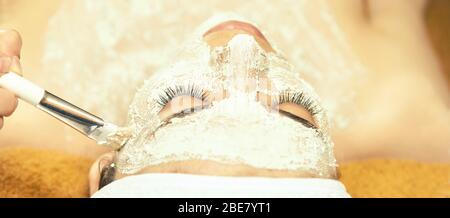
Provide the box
[275,91,321,116]
[157,84,209,107]
[156,87,320,127]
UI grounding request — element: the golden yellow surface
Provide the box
[0,147,91,198]
[340,159,449,198]
[0,147,448,198]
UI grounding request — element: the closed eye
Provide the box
[276,91,319,128]
[159,96,208,121]
[267,91,320,129]
[156,86,319,129]
[157,84,210,121]
[278,105,317,128]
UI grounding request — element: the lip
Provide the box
[203,20,269,42]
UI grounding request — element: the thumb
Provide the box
[0,28,22,75]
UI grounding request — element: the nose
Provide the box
[203,20,274,52]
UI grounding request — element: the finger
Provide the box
[0,117,3,129]
[10,56,22,74]
[0,56,12,74]
[0,88,18,116]
[0,28,22,57]
[0,56,22,75]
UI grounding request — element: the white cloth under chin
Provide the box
[92,173,351,198]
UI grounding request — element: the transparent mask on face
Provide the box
[115,17,337,178]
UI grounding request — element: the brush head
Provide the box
[90,123,131,149]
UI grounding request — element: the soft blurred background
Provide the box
[0,0,448,197]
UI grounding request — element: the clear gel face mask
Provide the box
[115,16,337,178]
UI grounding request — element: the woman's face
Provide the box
[90,17,337,194]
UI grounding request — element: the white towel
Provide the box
[92,173,351,198]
